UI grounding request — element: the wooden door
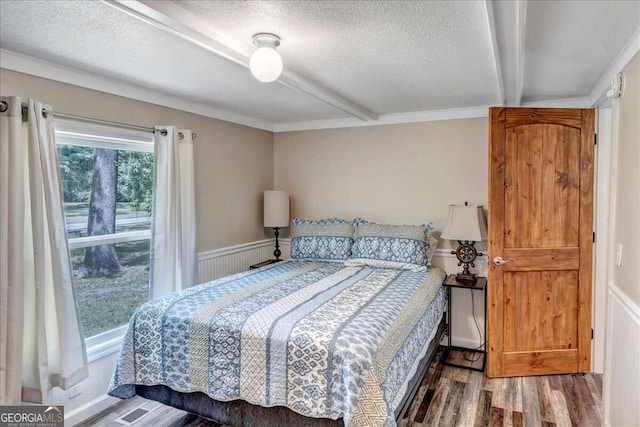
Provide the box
[487,107,594,378]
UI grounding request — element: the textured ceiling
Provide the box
[171,0,501,114]
[0,0,638,129]
[0,0,349,123]
[523,0,640,103]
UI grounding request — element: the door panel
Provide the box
[502,248,580,271]
[502,349,578,376]
[504,124,580,249]
[503,270,578,352]
[488,107,594,377]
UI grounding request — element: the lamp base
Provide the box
[273,227,281,260]
[455,273,477,284]
[450,240,483,285]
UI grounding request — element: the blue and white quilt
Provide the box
[109,260,446,427]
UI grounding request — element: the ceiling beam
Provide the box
[515,0,527,106]
[102,0,378,122]
[484,0,505,106]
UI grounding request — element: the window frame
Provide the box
[55,119,154,361]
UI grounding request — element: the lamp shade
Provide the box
[264,190,289,228]
[440,204,487,242]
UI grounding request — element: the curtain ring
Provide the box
[178,132,184,140]
[0,100,7,113]
[159,129,167,136]
[192,133,196,139]
[42,108,49,118]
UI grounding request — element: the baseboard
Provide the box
[65,394,119,426]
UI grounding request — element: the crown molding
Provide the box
[590,26,640,107]
[273,105,492,132]
[3,41,616,136]
[0,49,274,132]
[104,0,377,122]
[272,96,596,132]
[520,97,592,108]
[2,48,491,133]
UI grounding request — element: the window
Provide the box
[55,121,154,340]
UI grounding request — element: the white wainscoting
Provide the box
[604,284,640,427]
[198,239,276,283]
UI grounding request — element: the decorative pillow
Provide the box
[427,236,438,265]
[290,217,354,260]
[349,219,435,269]
[344,257,428,272]
[292,217,349,225]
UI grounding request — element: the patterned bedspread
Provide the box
[109,260,446,427]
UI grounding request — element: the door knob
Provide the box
[493,256,514,266]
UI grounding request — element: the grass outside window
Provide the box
[57,138,154,339]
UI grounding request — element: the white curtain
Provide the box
[0,96,88,404]
[150,126,198,298]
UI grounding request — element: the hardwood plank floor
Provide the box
[77,348,602,427]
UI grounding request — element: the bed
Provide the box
[109,259,446,427]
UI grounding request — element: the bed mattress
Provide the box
[109,260,446,427]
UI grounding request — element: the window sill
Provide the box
[85,325,127,363]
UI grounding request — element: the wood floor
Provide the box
[77,348,602,427]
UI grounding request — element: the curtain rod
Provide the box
[0,99,167,136]
[42,108,165,136]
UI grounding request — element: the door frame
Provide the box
[592,107,612,374]
[487,107,595,377]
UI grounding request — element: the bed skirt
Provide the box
[136,317,446,426]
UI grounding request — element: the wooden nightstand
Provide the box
[441,274,487,372]
[249,259,282,269]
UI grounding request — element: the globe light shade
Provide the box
[250,47,283,83]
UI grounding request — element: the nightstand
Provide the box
[441,274,487,372]
[249,259,282,269]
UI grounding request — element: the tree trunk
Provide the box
[80,148,121,277]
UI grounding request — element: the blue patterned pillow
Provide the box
[348,219,434,269]
[290,217,354,260]
[292,217,349,225]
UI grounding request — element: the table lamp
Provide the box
[441,202,487,283]
[264,190,289,260]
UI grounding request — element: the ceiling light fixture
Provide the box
[249,33,283,83]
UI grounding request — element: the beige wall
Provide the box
[611,52,640,305]
[0,69,274,252]
[274,118,488,249]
